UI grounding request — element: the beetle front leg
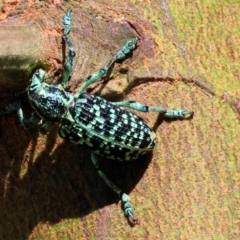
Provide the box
[74,37,139,97]
[114,100,194,119]
[62,8,76,89]
[91,153,138,225]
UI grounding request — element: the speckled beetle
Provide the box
[3,9,193,224]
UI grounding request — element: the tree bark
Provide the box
[0,1,239,239]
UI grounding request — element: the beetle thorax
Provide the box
[28,83,74,122]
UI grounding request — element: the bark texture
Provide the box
[0,0,239,239]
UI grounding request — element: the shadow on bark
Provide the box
[0,114,152,239]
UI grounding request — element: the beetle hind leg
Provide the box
[91,153,138,225]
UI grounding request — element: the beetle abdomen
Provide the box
[59,93,156,160]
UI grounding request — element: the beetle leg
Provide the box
[17,108,42,129]
[104,37,139,79]
[114,100,167,113]
[91,153,122,195]
[63,8,72,36]
[18,107,53,132]
[164,109,194,118]
[75,68,107,97]
[106,37,139,69]
[75,38,138,97]
[91,153,138,225]
[121,193,138,225]
[62,8,76,89]
[114,100,194,119]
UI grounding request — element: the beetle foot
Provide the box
[164,109,194,119]
[122,193,139,225]
[63,8,72,36]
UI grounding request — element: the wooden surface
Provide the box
[0,0,239,239]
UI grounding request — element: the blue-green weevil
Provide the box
[2,8,193,224]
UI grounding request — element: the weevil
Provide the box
[3,9,193,224]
